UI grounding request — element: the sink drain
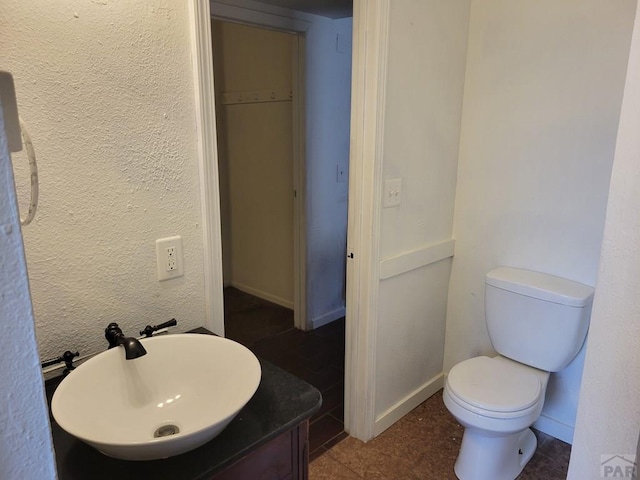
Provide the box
[154,424,180,438]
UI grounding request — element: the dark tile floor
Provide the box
[223,287,346,460]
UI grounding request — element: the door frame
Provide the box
[188,0,389,441]
[189,0,225,336]
[190,0,310,333]
[344,0,389,441]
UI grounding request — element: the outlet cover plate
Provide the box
[156,236,184,281]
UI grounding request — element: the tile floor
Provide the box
[223,287,347,459]
[224,287,572,479]
[309,391,571,479]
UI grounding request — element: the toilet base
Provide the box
[454,427,537,480]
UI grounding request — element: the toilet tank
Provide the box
[485,267,594,372]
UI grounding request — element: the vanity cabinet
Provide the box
[212,422,308,480]
[47,355,321,480]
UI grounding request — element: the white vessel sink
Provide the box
[51,334,261,461]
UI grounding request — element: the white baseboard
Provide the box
[230,281,294,310]
[374,373,445,437]
[311,307,345,330]
[533,413,574,444]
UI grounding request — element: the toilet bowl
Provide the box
[444,267,594,480]
[443,356,549,480]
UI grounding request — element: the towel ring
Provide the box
[18,118,38,226]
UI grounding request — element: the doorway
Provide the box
[193,0,356,443]
[211,20,302,335]
[209,15,350,457]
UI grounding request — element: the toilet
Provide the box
[443,267,594,480]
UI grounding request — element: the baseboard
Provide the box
[230,281,294,310]
[533,413,574,444]
[311,307,345,330]
[374,373,445,437]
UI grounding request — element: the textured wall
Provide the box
[444,0,636,442]
[0,97,57,479]
[569,4,640,476]
[1,0,206,361]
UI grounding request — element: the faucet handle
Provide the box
[140,318,178,338]
[105,323,123,348]
[62,350,80,372]
[41,350,79,369]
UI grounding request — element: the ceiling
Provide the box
[254,0,353,19]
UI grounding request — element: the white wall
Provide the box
[305,14,353,327]
[374,0,470,433]
[569,4,640,476]
[0,94,56,480]
[444,0,636,443]
[2,0,206,360]
[212,0,353,328]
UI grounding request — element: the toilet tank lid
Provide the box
[486,267,594,307]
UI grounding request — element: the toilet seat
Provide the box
[447,356,543,417]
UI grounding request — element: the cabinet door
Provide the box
[213,422,309,480]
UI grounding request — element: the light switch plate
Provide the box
[383,178,402,208]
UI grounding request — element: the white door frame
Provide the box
[291,34,308,331]
[188,0,390,441]
[344,0,389,441]
[190,0,310,332]
[189,0,225,336]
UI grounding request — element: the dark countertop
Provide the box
[46,331,322,480]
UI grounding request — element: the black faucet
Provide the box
[105,323,147,360]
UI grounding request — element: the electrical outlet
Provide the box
[166,247,176,270]
[156,236,184,281]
